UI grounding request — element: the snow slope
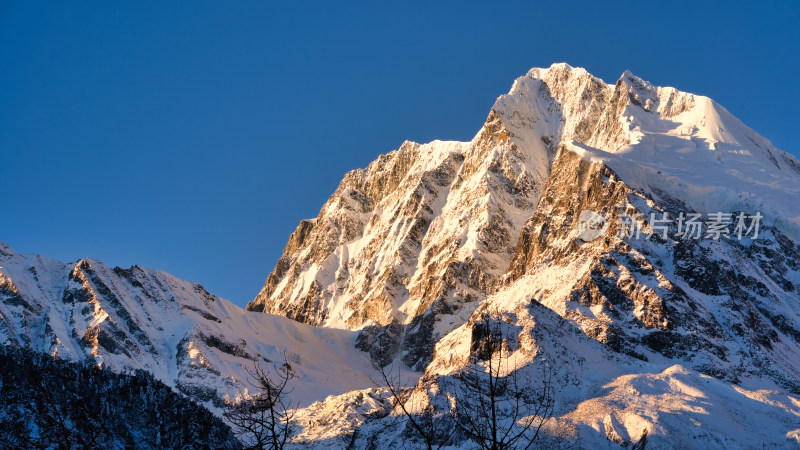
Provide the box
[290,294,800,448]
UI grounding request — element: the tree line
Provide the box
[0,345,240,449]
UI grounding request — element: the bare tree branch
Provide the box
[226,352,297,450]
[370,360,455,450]
[451,318,555,450]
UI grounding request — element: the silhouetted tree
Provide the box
[371,317,555,449]
[371,362,456,449]
[450,318,555,450]
[226,353,297,449]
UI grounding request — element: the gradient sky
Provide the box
[1,1,798,307]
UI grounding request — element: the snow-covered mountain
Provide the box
[0,242,374,410]
[249,63,800,370]
[246,64,800,447]
[5,64,800,448]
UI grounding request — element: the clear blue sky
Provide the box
[1,1,798,307]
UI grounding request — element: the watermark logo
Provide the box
[578,210,609,241]
[577,210,761,241]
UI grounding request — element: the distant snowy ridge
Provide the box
[0,242,375,410]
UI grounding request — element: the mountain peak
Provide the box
[250,62,800,342]
[526,62,580,77]
[618,68,647,84]
[492,65,800,230]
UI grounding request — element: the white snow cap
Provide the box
[495,63,800,232]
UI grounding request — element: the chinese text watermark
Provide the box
[578,210,762,242]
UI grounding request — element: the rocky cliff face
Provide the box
[247,116,549,369]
